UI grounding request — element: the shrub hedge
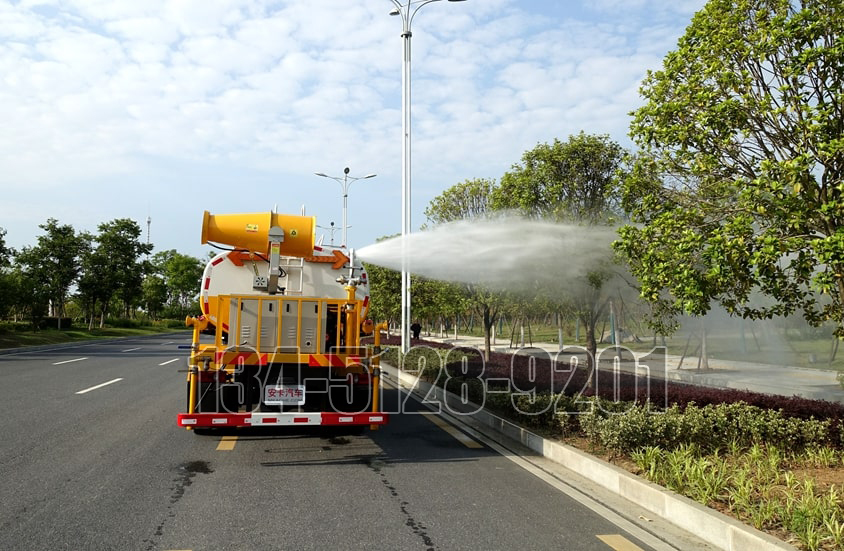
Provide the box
[379,336,844,450]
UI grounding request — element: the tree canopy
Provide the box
[615,0,844,333]
[16,219,89,328]
[77,218,152,327]
[493,132,625,223]
[150,249,204,318]
[424,178,497,226]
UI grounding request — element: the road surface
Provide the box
[0,334,707,550]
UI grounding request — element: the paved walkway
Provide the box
[415,333,844,404]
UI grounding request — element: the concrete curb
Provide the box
[381,362,797,551]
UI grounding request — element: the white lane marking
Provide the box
[52,357,88,365]
[76,378,123,395]
[159,358,180,366]
[123,347,142,352]
[160,341,174,345]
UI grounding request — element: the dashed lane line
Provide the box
[52,357,88,365]
[216,435,237,451]
[158,358,180,366]
[122,347,142,352]
[75,378,123,395]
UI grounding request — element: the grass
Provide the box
[0,324,189,349]
[629,443,844,550]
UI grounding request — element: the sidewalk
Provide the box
[415,333,844,405]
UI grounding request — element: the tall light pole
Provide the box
[389,0,467,354]
[315,168,376,248]
[317,221,339,246]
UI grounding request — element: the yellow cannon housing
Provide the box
[178,211,387,432]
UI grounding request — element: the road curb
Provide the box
[381,362,797,551]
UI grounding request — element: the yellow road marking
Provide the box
[216,435,237,451]
[419,412,483,448]
[596,534,645,551]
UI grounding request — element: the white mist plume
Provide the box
[356,217,618,292]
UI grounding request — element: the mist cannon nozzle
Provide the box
[200,210,315,257]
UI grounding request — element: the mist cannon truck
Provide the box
[178,210,388,431]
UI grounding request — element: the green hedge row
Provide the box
[384,346,840,454]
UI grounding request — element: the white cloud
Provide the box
[0,0,706,255]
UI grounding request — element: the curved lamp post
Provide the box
[315,167,376,248]
[389,0,467,354]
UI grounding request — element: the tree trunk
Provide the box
[483,307,492,362]
[584,315,598,391]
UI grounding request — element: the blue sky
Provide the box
[0,0,705,259]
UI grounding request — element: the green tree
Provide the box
[364,234,402,331]
[0,227,11,267]
[615,0,844,334]
[425,179,505,361]
[142,275,168,320]
[0,228,15,319]
[7,266,48,326]
[411,277,466,337]
[151,250,203,318]
[78,242,115,328]
[493,133,624,223]
[424,178,498,225]
[492,134,627,374]
[15,219,88,329]
[78,219,152,327]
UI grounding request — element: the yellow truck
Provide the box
[178,211,388,431]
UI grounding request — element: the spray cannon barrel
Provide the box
[201,211,316,257]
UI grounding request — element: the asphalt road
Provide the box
[0,334,700,551]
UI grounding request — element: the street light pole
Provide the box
[389,0,467,354]
[316,221,339,246]
[315,168,376,248]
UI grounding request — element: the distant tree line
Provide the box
[0,219,204,329]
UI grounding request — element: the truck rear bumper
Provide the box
[178,411,388,427]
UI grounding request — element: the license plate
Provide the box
[264,384,306,406]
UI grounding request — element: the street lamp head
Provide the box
[315,172,328,177]
[363,173,377,179]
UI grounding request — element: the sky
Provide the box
[0,0,707,260]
